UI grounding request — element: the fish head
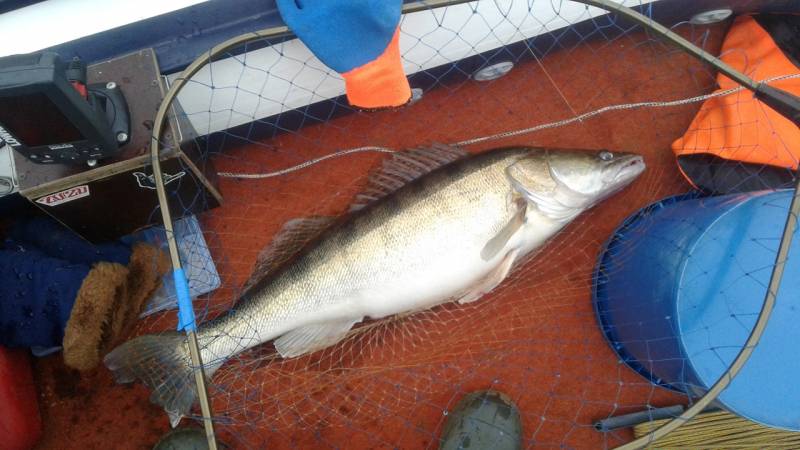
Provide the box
[546,149,646,201]
[506,149,645,221]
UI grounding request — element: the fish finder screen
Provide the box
[0,92,84,146]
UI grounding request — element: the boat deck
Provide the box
[33,23,728,449]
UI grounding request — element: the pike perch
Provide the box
[105,145,645,425]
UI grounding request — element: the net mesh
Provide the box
[121,1,800,448]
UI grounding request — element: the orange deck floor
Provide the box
[32,23,729,449]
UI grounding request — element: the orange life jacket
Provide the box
[672,15,800,185]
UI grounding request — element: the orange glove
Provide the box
[276,0,411,109]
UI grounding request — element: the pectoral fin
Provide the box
[274,318,362,358]
[480,198,526,261]
[458,249,520,304]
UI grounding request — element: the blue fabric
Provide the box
[8,216,131,266]
[0,247,88,348]
[276,0,402,73]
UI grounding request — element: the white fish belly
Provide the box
[516,209,565,258]
[350,204,564,320]
[353,244,498,318]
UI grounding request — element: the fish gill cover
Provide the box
[38,1,800,449]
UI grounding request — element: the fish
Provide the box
[104,145,645,426]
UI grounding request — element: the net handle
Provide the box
[569,1,800,449]
[147,20,290,450]
[150,17,300,447]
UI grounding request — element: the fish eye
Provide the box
[599,151,614,161]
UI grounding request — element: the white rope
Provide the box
[218,73,800,179]
[217,146,395,179]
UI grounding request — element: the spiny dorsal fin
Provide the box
[243,216,336,292]
[350,144,468,212]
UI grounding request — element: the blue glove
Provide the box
[276,0,411,109]
[8,216,131,266]
[0,247,87,348]
[0,243,132,371]
[7,217,170,358]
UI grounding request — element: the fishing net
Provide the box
[100,1,800,448]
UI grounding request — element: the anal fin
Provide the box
[274,318,362,358]
[458,249,519,304]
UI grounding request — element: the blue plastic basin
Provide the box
[593,190,800,430]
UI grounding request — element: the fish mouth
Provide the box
[590,154,645,204]
[606,154,646,186]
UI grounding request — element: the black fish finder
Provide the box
[0,52,130,165]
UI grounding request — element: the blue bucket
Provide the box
[593,189,800,430]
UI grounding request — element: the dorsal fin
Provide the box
[242,216,336,292]
[350,144,468,212]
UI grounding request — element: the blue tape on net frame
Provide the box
[173,268,197,332]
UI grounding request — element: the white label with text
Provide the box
[36,185,90,206]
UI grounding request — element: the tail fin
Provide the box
[103,332,219,427]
